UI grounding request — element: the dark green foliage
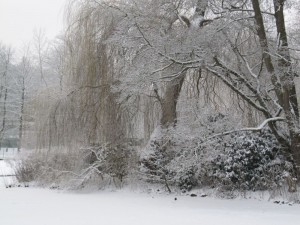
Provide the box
[140,140,173,181]
[177,167,198,191]
[140,129,293,192]
[206,131,292,191]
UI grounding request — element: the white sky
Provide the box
[0,0,66,49]
[0,0,297,50]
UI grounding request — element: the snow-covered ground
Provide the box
[1,156,300,225]
[0,148,18,187]
[0,148,18,159]
[0,160,17,187]
[0,187,299,225]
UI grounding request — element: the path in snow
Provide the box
[0,187,299,225]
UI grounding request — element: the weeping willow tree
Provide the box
[34,0,147,151]
[36,0,264,151]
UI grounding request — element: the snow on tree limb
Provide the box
[202,117,286,143]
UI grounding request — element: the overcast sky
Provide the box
[0,0,66,49]
[0,0,297,50]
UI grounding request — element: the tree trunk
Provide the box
[273,0,300,173]
[0,49,11,149]
[18,77,25,152]
[0,88,8,148]
[251,0,300,176]
[159,0,207,128]
[160,75,185,128]
[273,0,299,118]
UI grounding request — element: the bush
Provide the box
[15,143,135,189]
[139,124,293,193]
[140,129,201,192]
[176,166,198,191]
[83,143,134,183]
[15,159,38,183]
[139,133,180,193]
[201,131,293,191]
[15,151,80,186]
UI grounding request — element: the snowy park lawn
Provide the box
[0,148,18,160]
[0,187,300,225]
[0,160,17,187]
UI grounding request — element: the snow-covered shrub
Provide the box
[200,131,293,191]
[139,112,293,193]
[140,139,175,187]
[15,150,80,186]
[16,143,136,188]
[140,127,201,192]
[15,158,40,183]
[82,143,134,184]
[174,165,198,191]
[141,143,200,191]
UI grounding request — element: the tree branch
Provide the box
[202,117,285,142]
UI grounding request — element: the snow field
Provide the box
[0,148,18,159]
[0,187,299,225]
[0,160,17,187]
[0,154,299,225]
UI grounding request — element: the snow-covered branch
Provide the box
[202,117,285,142]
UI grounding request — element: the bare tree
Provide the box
[17,52,32,151]
[33,29,48,87]
[0,45,12,148]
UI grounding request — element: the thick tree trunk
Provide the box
[273,0,299,119]
[273,0,300,174]
[159,0,207,128]
[160,75,185,128]
[251,0,300,178]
